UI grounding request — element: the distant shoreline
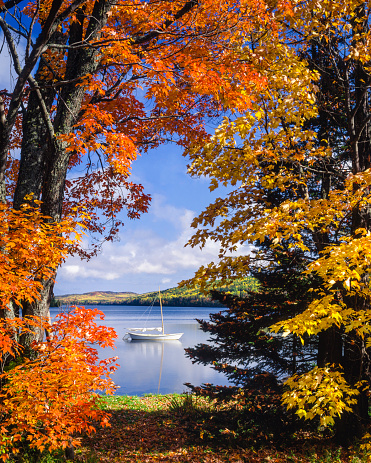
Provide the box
[53,301,224,308]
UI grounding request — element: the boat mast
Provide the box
[159,287,164,335]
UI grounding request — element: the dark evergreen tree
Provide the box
[186,248,318,389]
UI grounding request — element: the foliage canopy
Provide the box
[0,0,275,458]
[183,0,371,446]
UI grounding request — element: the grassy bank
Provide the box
[74,394,370,463]
[13,394,371,462]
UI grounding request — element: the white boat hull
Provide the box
[125,289,183,341]
[128,331,183,341]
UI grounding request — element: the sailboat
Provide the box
[125,289,183,341]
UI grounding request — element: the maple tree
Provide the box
[183,0,371,446]
[0,307,118,461]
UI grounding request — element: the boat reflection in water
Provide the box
[128,339,182,355]
[134,340,183,394]
[125,340,183,393]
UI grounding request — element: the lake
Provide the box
[50,305,232,396]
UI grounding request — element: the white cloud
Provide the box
[63,265,80,276]
[150,194,195,230]
[57,201,250,292]
[61,263,120,280]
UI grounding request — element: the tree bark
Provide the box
[335,4,371,443]
[317,326,343,368]
[13,0,111,349]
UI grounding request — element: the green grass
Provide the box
[97,393,182,412]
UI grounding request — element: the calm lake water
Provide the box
[50,305,231,396]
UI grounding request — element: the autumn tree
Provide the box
[0,306,118,461]
[183,0,371,446]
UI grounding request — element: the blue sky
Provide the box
[55,146,239,295]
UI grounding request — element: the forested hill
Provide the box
[54,278,258,307]
[53,291,136,306]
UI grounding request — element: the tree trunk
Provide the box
[335,332,369,446]
[19,278,54,355]
[335,5,371,441]
[12,0,111,351]
[317,326,343,368]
